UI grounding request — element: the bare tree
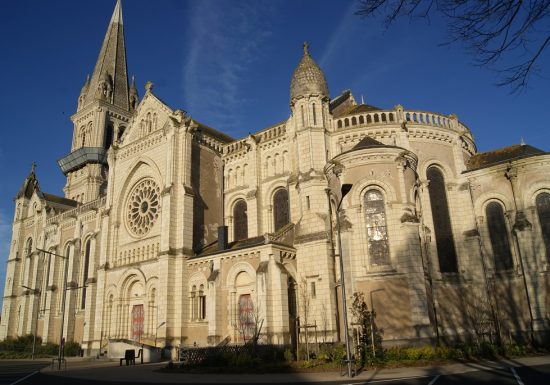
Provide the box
[355,0,550,92]
[298,277,311,360]
[464,289,495,347]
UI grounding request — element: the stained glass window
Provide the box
[233,200,248,241]
[427,167,458,272]
[273,189,290,232]
[364,189,390,265]
[486,202,513,271]
[536,192,550,262]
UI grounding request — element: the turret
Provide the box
[289,43,330,173]
[129,75,139,111]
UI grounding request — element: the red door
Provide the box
[238,294,254,341]
[132,304,144,341]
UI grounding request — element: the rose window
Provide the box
[126,179,160,236]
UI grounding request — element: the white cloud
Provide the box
[319,1,361,68]
[183,0,276,134]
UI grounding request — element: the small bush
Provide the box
[284,348,295,362]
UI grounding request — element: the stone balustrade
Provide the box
[334,109,468,133]
[46,196,106,225]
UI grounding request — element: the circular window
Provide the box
[126,179,160,237]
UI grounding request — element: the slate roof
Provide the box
[334,103,381,118]
[466,144,546,171]
[351,136,386,150]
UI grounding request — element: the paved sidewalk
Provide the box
[40,355,550,383]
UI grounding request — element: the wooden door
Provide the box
[132,304,144,341]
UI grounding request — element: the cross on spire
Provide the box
[303,41,309,55]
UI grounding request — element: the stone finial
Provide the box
[31,161,36,174]
[303,41,309,55]
[145,81,154,92]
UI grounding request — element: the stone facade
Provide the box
[1,1,549,358]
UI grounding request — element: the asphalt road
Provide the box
[0,360,50,385]
[2,361,550,384]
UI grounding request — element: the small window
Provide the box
[306,196,310,210]
[312,103,317,125]
[310,281,316,298]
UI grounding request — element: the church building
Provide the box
[2,0,549,358]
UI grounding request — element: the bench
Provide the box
[120,349,139,366]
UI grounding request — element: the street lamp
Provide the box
[37,248,68,370]
[326,183,354,377]
[21,285,41,360]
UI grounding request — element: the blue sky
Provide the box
[1,0,549,308]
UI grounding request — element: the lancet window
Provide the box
[427,166,458,272]
[364,189,390,265]
[273,188,290,232]
[536,192,550,261]
[486,201,513,271]
[233,199,248,241]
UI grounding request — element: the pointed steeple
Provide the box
[16,162,40,199]
[82,0,129,111]
[129,75,139,110]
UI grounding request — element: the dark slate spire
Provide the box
[82,0,129,111]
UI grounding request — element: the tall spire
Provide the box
[82,0,129,111]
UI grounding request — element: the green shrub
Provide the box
[283,348,295,362]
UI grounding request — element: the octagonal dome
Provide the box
[290,42,329,102]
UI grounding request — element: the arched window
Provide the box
[536,192,550,261]
[198,284,206,320]
[337,120,342,129]
[190,283,206,321]
[146,112,152,132]
[273,189,290,232]
[301,105,305,126]
[312,103,317,125]
[364,190,390,265]
[81,240,91,309]
[427,167,458,272]
[233,199,248,241]
[25,238,33,257]
[486,202,513,271]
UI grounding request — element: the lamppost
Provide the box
[326,184,354,377]
[21,285,41,360]
[37,248,68,370]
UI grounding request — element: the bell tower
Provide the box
[58,0,137,203]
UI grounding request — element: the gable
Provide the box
[122,92,173,145]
